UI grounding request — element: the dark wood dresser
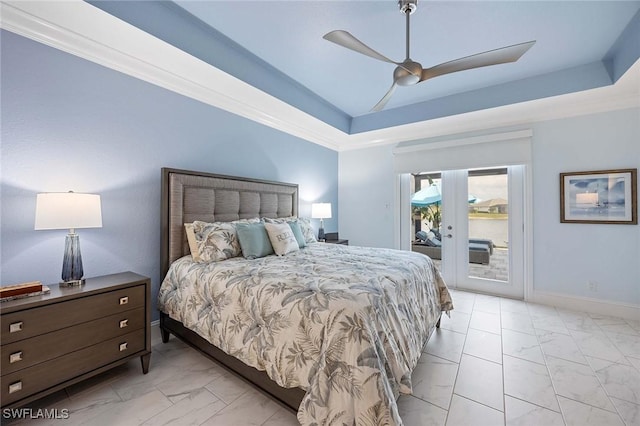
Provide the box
[0,272,151,408]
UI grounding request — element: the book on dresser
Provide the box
[0,272,151,409]
[0,281,49,301]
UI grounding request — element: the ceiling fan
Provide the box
[323,0,536,112]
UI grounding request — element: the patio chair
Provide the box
[412,230,493,264]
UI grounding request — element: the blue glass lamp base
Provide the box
[60,279,86,287]
[61,233,85,286]
[317,218,326,241]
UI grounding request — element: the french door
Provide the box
[419,166,526,299]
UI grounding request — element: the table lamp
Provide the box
[311,203,332,241]
[34,191,102,286]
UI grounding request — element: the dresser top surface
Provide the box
[0,272,149,313]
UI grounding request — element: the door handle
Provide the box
[446,234,453,238]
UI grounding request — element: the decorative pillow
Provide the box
[262,216,293,224]
[289,221,307,248]
[297,217,317,244]
[263,216,317,244]
[184,223,201,261]
[186,221,241,263]
[264,222,299,256]
[236,222,274,259]
[232,217,261,225]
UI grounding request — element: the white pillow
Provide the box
[264,222,299,256]
[184,223,201,262]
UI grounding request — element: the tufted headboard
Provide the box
[160,168,299,277]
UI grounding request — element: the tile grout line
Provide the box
[442,292,475,426]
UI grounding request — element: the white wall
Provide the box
[338,107,639,309]
[338,144,396,248]
[532,108,639,305]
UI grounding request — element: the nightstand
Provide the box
[325,239,349,245]
[0,272,151,408]
[323,232,348,245]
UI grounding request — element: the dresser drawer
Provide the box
[1,307,145,376]
[2,329,145,406]
[1,285,145,344]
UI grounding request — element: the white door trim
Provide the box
[398,166,532,300]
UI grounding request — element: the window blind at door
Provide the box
[393,129,532,173]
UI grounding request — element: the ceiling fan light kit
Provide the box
[323,0,535,112]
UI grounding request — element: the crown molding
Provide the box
[1,1,638,153]
[393,130,533,154]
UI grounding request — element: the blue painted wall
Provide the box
[0,31,338,318]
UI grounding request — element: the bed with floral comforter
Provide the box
[158,243,453,425]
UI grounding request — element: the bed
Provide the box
[158,168,453,425]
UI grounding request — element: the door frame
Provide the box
[442,167,525,299]
[398,165,533,301]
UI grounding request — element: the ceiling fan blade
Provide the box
[371,82,398,112]
[324,30,399,66]
[420,40,536,82]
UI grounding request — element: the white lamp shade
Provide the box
[35,192,103,230]
[311,203,332,219]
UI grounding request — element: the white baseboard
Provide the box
[151,319,160,327]
[530,290,640,320]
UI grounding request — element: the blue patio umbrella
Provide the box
[411,183,476,207]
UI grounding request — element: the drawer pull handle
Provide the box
[119,296,129,305]
[119,319,129,328]
[8,381,22,394]
[119,342,128,352]
[9,351,23,364]
[9,322,23,333]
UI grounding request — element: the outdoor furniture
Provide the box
[412,231,493,265]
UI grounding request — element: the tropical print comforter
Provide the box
[158,243,453,425]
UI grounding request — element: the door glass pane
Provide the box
[411,173,443,271]
[467,168,509,282]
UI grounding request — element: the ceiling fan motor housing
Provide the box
[394,60,422,86]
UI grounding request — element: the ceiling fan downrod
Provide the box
[399,0,417,60]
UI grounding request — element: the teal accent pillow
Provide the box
[236,223,274,259]
[288,221,307,248]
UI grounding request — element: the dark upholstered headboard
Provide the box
[160,168,299,277]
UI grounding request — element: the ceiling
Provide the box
[90,0,639,135]
[176,0,638,115]
[2,1,639,150]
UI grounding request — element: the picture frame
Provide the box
[560,168,637,224]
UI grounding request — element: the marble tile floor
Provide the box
[6,289,639,426]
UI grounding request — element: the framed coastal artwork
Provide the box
[560,168,637,224]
